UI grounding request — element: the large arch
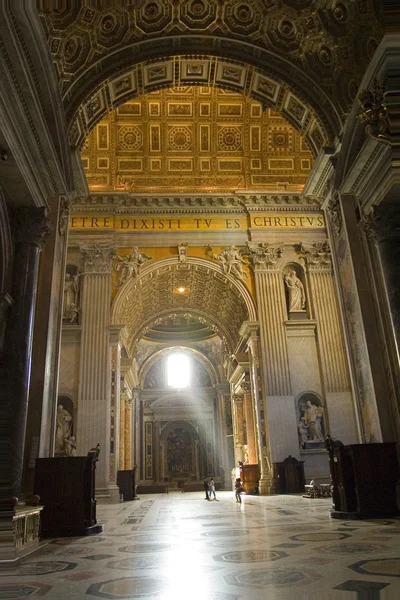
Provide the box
[39,1,381,156]
[111,255,257,355]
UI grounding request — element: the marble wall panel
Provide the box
[266,396,299,463]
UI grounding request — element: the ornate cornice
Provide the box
[14,207,51,248]
[297,240,332,272]
[80,242,115,274]
[247,242,283,271]
[360,204,400,243]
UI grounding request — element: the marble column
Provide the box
[241,380,257,464]
[77,243,115,496]
[298,241,357,443]
[232,394,244,464]
[363,204,400,363]
[3,207,51,500]
[246,324,275,494]
[133,388,141,479]
[124,395,132,470]
[23,197,70,496]
[119,387,126,471]
[153,420,160,482]
[109,327,122,497]
[215,383,232,486]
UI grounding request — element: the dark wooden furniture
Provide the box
[242,464,260,494]
[117,466,137,501]
[136,484,168,494]
[273,456,305,493]
[34,456,103,537]
[327,442,400,519]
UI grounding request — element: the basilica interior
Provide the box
[1,1,400,597]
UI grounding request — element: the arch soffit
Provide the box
[111,256,257,355]
[68,52,338,158]
[139,345,220,388]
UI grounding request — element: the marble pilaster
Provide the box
[124,395,132,470]
[232,394,244,464]
[119,387,126,471]
[3,207,51,500]
[215,383,232,486]
[297,241,357,443]
[76,242,115,495]
[133,389,141,480]
[109,326,122,497]
[362,204,400,362]
[241,380,257,464]
[23,197,70,496]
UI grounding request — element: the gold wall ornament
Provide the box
[358,81,390,145]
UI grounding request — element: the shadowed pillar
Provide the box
[3,207,51,501]
[241,380,257,464]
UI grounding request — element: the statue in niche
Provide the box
[298,417,309,449]
[284,269,306,311]
[114,247,152,287]
[178,243,188,263]
[303,401,324,441]
[63,272,79,319]
[55,404,73,454]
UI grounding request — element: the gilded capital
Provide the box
[80,242,115,274]
[241,381,251,394]
[298,240,332,272]
[247,242,283,270]
[14,207,52,249]
[232,394,243,404]
[360,204,400,244]
[327,195,342,238]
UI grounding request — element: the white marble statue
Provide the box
[64,435,77,457]
[55,404,73,454]
[304,401,323,441]
[63,272,79,318]
[298,417,309,449]
[114,247,152,286]
[284,269,306,311]
[207,245,247,281]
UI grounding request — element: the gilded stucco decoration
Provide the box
[81,87,313,193]
[39,1,381,151]
[111,258,256,355]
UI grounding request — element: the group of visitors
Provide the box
[203,478,217,500]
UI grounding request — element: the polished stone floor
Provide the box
[3,491,400,599]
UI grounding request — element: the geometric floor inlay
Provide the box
[289,532,351,542]
[86,576,168,599]
[118,544,176,553]
[224,567,320,589]
[106,557,168,570]
[348,558,400,577]
[334,580,390,593]
[315,543,387,555]
[0,582,52,597]
[12,561,77,575]
[213,549,288,563]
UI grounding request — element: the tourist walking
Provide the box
[209,478,216,499]
[235,477,243,503]
[203,477,210,500]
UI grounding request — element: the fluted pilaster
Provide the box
[241,381,257,464]
[119,388,126,470]
[124,396,132,470]
[77,243,115,493]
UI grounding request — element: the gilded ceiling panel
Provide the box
[82,86,313,193]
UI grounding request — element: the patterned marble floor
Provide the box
[2,492,400,599]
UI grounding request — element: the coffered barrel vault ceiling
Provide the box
[82,87,313,193]
[39,0,381,151]
[111,259,254,355]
